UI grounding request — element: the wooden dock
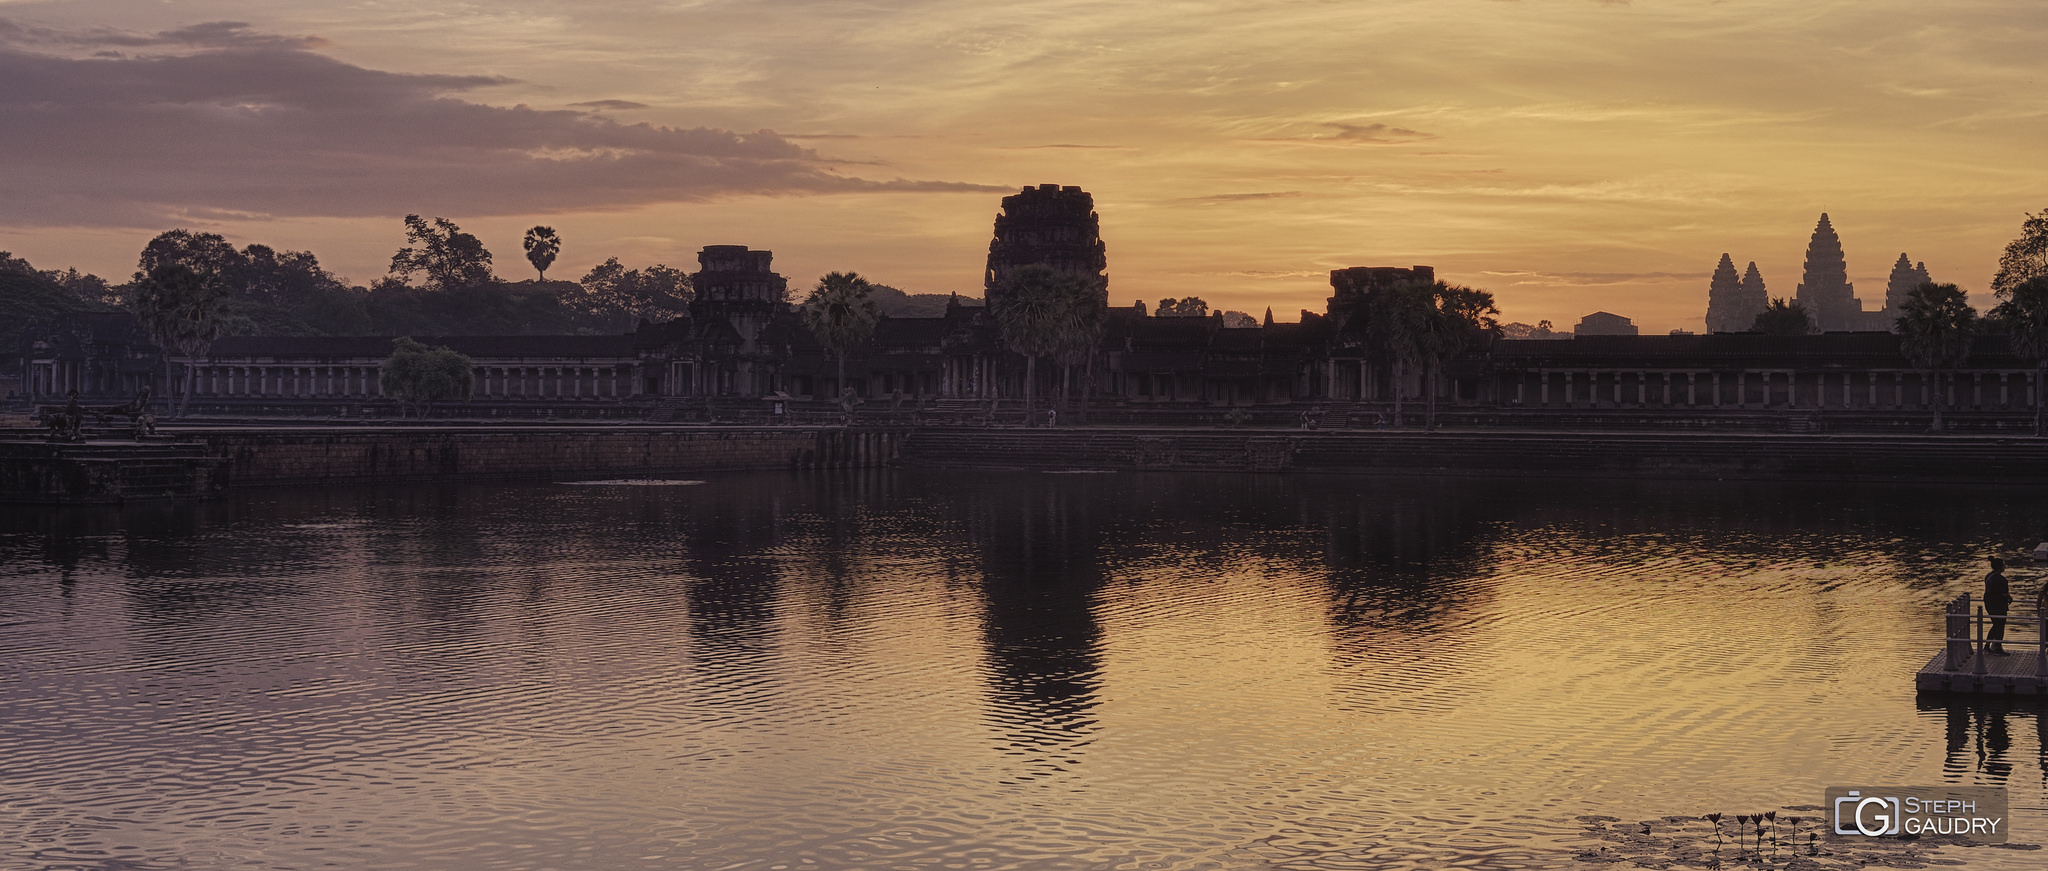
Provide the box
[1915,594,2048,695]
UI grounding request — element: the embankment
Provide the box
[1,427,900,500]
[897,427,2048,482]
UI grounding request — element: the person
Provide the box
[1985,557,2011,655]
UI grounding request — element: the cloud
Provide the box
[0,20,1000,227]
[1181,191,1305,202]
[1479,270,1701,286]
[1321,122,1436,143]
[1247,121,1437,146]
[569,99,649,110]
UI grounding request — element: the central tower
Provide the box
[1794,214,1869,332]
[984,184,1108,305]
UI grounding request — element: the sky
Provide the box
[1,0,2045,332]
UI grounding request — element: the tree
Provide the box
[1895,282,1978,433]
[388,215,494,291]
[137,230,242,286]
[801,272,880,404]
[1420,283,1500,431]
[1369,280,1498,431]
[991,265,1092,426]
[1992,209,2048,296]
[1750,298,1813,336]
[1155,297,1208,317]
[1991,275,2048,436]
[131,262,227,419]
[523,226,561,280]
[379,337,474,417]
[1368,280,1432,427]
[580,257,693,327]
[1053,276,1110,421]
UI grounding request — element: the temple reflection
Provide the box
[966,477,1108,781]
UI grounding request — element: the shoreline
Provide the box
[10,424,2048,502]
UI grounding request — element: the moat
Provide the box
[3,470,2046,869]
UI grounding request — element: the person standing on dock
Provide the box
[1985,557,2011,655]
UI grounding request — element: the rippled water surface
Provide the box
[4,470,2047,869]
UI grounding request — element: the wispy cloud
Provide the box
[569,99,649,110]
[0,19,1000,227]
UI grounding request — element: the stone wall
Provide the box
[900,427,2048,482]
[201,427,900,487]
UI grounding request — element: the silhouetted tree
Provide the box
[523,226,560,280]
[1053,276,1109,421]
[1420,283,1499,431]
[1992,275,2048,436]
[580,257,692,327]
[388,215,494,291]
[1992,209,2048,296]
[1369,280,1432,427]
[379,337,474,417]
[132,263,226,418]
[1895,282,1977,433]
[992,265,1092,426]
[1154,297,1208,317]
[1750,298,1813,335]
[136,230,242,287]
[802,272,880,401]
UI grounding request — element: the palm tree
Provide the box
[802,272,880,404]
[1991,275,2048,436]
[523,226,561,281]
[1369,280,1433,427]
[1895,281,1978,433]
[990,265,1087,426]
[132,262,226,419]
[1053,278,1109,424]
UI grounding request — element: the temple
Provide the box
[13,192,2037,432]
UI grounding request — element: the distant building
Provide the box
[1574,312,1638,336]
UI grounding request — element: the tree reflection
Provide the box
[967,479,1107,781]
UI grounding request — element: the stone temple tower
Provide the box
[1884,253,1932,317]
[1705,253,1766,333]
[1794,213,1871,332]
[984,184,1108,306]
[691,245,787,335]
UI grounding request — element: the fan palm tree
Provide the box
[990,265,1088,426]
[1053,277,1109,423]
[1895,281,1977,433]
[132,262,226,419]
[802,271,880,403]
[1369,280,1434,427]
[1991,275,2048,436]
[522,226,561,280]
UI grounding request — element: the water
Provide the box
[2,470,2045,869]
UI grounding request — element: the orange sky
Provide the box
[3,1,2045,332]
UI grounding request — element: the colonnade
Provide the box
[1497,369,2040,410]
[173,362,633,400]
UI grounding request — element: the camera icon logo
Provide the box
[1833,790,1902,837]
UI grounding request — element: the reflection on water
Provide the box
[4,471,2048,870]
